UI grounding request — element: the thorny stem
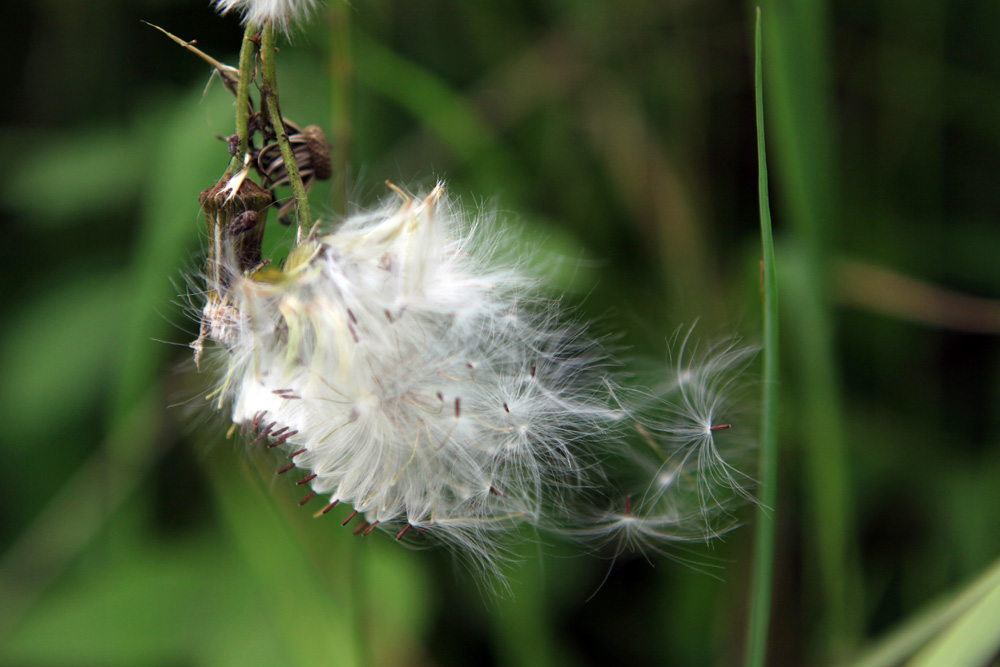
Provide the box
[227,22,258,176]
[260,21,313,231]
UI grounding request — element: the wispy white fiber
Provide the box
[573,334,758,552]
[200,185,629,569]
[212,0,317,30]
[195,183,756,572]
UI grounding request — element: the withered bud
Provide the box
[199,176,273,283]
[228,210,259,236]
[302,125,332,181]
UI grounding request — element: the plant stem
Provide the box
[228,23,258,176]
[756,0,860,652]
[745,9,780,667]
[260,21,313,231]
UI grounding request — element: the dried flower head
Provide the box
[212,0,317,30]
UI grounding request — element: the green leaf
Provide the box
[850,556,1000,667]
[911,582,1000,667]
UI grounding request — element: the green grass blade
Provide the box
[850,555,1000,667]
[910,574,1000,667]
[756,0,860,652]
[745,9,780,667]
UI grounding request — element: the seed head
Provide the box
[192,182,759,574]
[198,184,625,570]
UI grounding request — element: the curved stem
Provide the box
[260,21,313,231]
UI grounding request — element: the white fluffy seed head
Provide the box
[199,184,625,570]
[192,182,758,575]
[212,0,318,31]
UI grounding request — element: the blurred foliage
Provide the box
[2,0,1000,665]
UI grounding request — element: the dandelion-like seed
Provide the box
[569,334,757,553]
[196,183,626,568]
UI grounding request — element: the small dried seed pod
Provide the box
[255,121,332,223]
[199,176,273,281]
[302,125,332,180]
[192,176,273,367]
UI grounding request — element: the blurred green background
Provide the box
[2,0,1000,665]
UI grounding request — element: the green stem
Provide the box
[227,23,258,176]
[756,0,860,653]
[745,9,780,667]
[260,21,313,231]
